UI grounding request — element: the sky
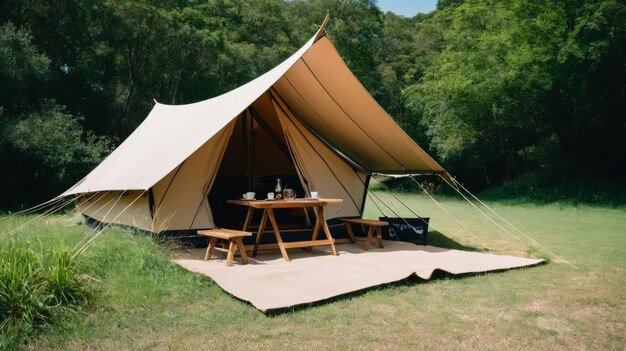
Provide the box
[377,0,438,17]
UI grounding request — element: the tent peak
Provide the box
[315,14,330,42]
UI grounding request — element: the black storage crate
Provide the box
[379,217,429,245]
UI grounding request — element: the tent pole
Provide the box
[314,14,330,42]
[247,109,254,191]
[241,111,250,190]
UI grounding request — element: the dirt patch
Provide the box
[537,316,571,333]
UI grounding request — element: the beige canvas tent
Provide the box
[61,21,445,234]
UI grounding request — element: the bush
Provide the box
[479,172,626,207]
[8,103,112,184]
[375,175,441,194]
[0,103,112,208]
[0,241,91,348]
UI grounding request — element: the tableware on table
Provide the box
[267,192,275,199]
[310,191,319,199]
[274,179,283,199]
[244,192,255,200]
[283,188,296,200]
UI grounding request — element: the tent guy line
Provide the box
[50,191,106,225]
[443,176,576,267]
[73,191,146,259]
[1,197,75,239]
[370,173,491,251]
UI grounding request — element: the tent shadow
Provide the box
[426,230,483,252]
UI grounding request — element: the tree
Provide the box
[0,24,111,207]
[404,0,626,187]
[0,23,49,114]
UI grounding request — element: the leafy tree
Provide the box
[7,103,111,189]
[285,0,385,96]
[0,23,49,114]
[0,24,111,207]
[405,0,625,187]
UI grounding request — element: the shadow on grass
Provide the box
[426,230,483,252]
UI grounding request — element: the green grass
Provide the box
[1,192,625,350]
[0,222,91,350]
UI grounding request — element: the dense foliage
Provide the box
[1,0,624,208]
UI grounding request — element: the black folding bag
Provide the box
[379,217,429,245]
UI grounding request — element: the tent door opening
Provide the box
[208,94,308,232]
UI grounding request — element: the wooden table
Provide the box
[227,198,343,261]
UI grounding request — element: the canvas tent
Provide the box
[61,21,445,234]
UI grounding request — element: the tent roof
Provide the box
[62,26,444,197]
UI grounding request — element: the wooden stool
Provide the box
[197,229,252,266]
[340,218,389,251]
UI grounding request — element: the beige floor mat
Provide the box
[172,241,544,312]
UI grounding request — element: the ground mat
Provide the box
[173,241,544,312]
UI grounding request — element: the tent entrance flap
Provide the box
[270,92,366,220]
[148,119,236,231]
[208,93,307,230]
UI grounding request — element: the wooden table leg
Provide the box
[317,206,337,256]
[376,226,384,249]
[226,241,236,266]
[364,226,374,251]
[235,238,249,265]
[267,208,290,261]
[205,237,217,261]
[311,207,322,241]
[242,207,254,231]
[344,222,357,243]
[253,209,268,257]
[304,210,323,252]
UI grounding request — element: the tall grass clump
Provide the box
[0,240,91,349]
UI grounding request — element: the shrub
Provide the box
[0,103,112,209]
[0,245,45,335]
[479,172,626,207]
[376,175,441,194]
[0,241,91,347]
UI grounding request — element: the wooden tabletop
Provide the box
[227,198,343,209]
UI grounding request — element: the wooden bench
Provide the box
[197,229,253,266]
[340,218,389,251]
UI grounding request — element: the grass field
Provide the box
[1,192,625,350]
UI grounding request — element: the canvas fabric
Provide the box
[272,95,366,219]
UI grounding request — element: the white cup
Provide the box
[245,192,255,199]
[267,192,274,199]
[310,191,319,199]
